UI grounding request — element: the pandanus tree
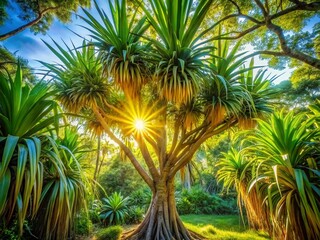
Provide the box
[246,111,320,240]
[43,0,276,239]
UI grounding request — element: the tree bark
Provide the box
[123,178,203,240]
[93,134,101,181]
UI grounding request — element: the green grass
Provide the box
[181,215,270,240]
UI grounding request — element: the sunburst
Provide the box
[134,119,146,131]
[105,99,164,137]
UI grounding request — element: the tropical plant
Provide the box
[238,59,277,129]
[217,148,270,231]
[202,39,254,127]
[125,206,145,224]
[0,67,89,239]
[33,132,87,240]
[43,0,276,239]
[247,111,320,239]
[96,225,123,240]
[140,0,214,104]
[81,0,150,98]
[309,99,320,128]
[100,192,128,226]
[0,65,58,235]
[40,40,109,113]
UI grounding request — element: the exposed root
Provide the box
[121,199,206,240]
[121,179,207,240]
[121,226,207,240]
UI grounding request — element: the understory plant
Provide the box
[0,67,88,239]
[96,226,123,240]
[247,110,320,240]
[176,185,237,215]
[218,108,320,239]
[100,192,128,226]
[217,148,270,232]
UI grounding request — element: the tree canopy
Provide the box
[41,0,278,239]
[204,0,320,69]
[0,0,91,40]
[0,0,319,239]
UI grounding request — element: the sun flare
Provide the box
[134,119,145,131]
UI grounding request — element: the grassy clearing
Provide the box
[77,215,269,239]
[181,215,270,240]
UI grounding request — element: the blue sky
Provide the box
[1,1,317,83]
[0,2,94,69]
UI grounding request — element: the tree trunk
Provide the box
[93,135,101,181]
[123,179,203,240]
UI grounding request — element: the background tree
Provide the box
[207,0,320,69]
[217,109,320,240]
[43,0,277,239]
[0,0,91,40]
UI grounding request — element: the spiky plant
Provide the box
[33,133,87,240]
[0,66,58,235]
[210,40,257,81]
[171,98,203,131]
[217,148,251,224]
[41,40,110,113]
[238,59,277,129]
[141,0,214,104]
[81,0,150,98]
[248,111,320,240]
[202,39,257,126]
[100,192,128,226]
[217,147,271,232]
[309,99,320,128]
[0,67,89,239]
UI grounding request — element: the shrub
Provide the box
[127,188,152,209]
[176,186,237,215]
[100,192,128,225]
[89,199,102,224]
[96,226,123,240]
[0,220,20,240]
[98,157,147,196]
[125,206,145,224]
[176,196,193,215]
[74,210,93,235]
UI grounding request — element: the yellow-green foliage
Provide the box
[96,226,123,240]
[181,215,269,240]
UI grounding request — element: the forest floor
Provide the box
[76,214,270,240]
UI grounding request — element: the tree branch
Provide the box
[253,0,268,17]
[218,1,320,69]
[136,134,160,181]
[168,119,181,157]
[144,133,159,157]
[169,118,237,178]
[92,105,154,190]
[0,6,60,41]
[266,21,320,69]
[228,0,241,13]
